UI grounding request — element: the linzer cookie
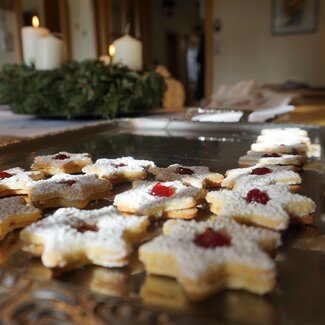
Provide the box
[261,128,308,138]
[238,151,303,168]
[82,157,155,184]
[251,142,308,155]
[20,206,149,270]
[222,165,301,191]
[28,173,111,209]
[257,134,310,145]
[114,180,206,219]
[206,184,315,230]
[31,152,92,175]
[0,196,41,240]
[0,167,44,198]
[139,217,281,300]
[149,164,223,188]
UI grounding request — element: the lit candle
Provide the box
[35,34,64,70]
[113,34,142,71]
[108,44,115,64]
[21,16,49,66]
[99,44,116,65]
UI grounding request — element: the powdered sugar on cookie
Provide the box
[139,217,280,299]
[28,173,111,208]
[222,164,301,189]
[206,184,315,230]
[0,196,40,224]
[21,206,149,268]
[82,157,155,183]
[0,168,44,196]
[251,142,308,154]
[149,164,223,188]
[31,152,92,175]
[0,196,41,240]
[238,151,303,167]
[114,180,206,217]
[261,128,308,137]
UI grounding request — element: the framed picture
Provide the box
[272,0,319,35]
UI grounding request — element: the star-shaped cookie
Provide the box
[82,157,155,184]
[114,180,206,219]
[31,152,92,175]
[139,217,281,301]
[222,164,301,191]
[149,164,223,188]
[206,184,315,230]
[0,167,44,198]
[0,196,41,240]
[238,151,303,168]
[28,173,112,209]
[21,206,149,270]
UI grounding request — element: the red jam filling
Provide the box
[53,153,70,160]
[150,182,175,197]
[262,153,281,158]
[0,172,14,180]
[194,228,231,249]
[175,166,194,175]
[59,180,76,187]
[246,189,270,205]
[113,163,127,168]
[251,167,272,175]
[74,222,98,233]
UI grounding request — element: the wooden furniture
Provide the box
[274,105,325,126]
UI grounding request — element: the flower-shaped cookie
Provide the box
[28,173,112,209]
[21,206,149,269]
[31,152,92,175]
[206,184,315,230]
[139,217,281,301]
[82,157,155,184]
[114,180,206,219]
[149,164,223,188]
[0,167,44,198]
[222,164,301,190]
[0,196,41,240]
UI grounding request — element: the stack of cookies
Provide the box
[0,127,318,303]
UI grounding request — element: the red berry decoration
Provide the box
[251,167,272,175]
[175,166,194,175]
[246,189,270,205]
[0,172,13,180]
[113,163,127,167]
[150,182,175,197]
[262,153,281,158]
[75,222,98,233]
[194,228,231,249]
[53,154,69,160]
[59,180,76,187]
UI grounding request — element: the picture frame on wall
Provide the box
[272,0,319,35]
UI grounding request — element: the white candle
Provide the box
[35,34,64,70]
[21,16,49,66]
[113,35,142,71]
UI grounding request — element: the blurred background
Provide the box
[0,0,324,105]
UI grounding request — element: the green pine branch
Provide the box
[0,60,166,119]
